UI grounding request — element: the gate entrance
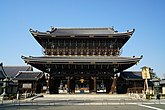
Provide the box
[55,76,113,94]
[75,78,89,94]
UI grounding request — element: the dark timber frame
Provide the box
[22,27,142,94]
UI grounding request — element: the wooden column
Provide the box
[89,78,94,93]
[70,78,75,94]
[104,79,111,94]
[54,78,60,94]
[49,76,55,94]
[67,76,71,94]
[49,76,60,94]
[110,74,117,94]
[93,76,97,93]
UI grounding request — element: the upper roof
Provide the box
[15,71,44,81]
[29,27,135,51]
[120,71,142,80]
[30,27,135,37]
[3,66,32,78]
[47,27,116,35]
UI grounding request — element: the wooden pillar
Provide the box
[67,76,71,94]
[89,78,94,93]
[49,76,55,94]
[46,74,50,94]
[104,79,111,94]
[93,76,97,93]
[54,78,60,94]
[32,82,37,94]
[110,74,117,94]
[36,81,42,94]
[49,76,60,94]
[70,78,75,94]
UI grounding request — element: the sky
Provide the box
[0,0,165,78]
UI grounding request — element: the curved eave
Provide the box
[0,63,8,79]
[22,55,142,65]
[15,78,38,81]
[29,28,135,38]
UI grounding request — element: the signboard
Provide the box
[23,83,32,88]
[43,86,47,90]
[162,87,165,94]
[142,66,150,79]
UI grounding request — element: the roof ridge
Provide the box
[55,27,114,30]
[4,66,30,67]
[122,71,141,72]
[18,71,42,73]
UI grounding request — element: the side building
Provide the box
[0,63,19,97]
[0,63,45,99]
[15,71,46,94]
[117,71,144,94]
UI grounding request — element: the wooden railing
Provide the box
[43,48,121,56]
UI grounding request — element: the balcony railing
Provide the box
[42,48,121,56]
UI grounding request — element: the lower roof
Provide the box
[120,71,143,81]
[3,66,32,78]
[22,56,142,64]
[15,71,44,81]
[22,56,142,74]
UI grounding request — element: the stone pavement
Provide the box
[0,105,156,110]
[1,94,165,110]
[37,94,131,100]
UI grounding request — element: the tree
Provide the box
[149,68,158,79]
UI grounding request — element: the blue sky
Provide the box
[0,0,165,78]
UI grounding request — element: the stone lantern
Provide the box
[152,78,161,99]
[1,78,9,98]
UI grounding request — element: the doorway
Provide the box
[75,77,90,94]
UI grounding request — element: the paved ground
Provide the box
[147,104,165,109]
[0,94,165,110]
[1,105,164,110]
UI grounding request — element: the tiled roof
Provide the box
[0,63,7,79]
[30,27,135,37]
[48,28,116,36]
[0,71,5,79]
[120,71,142,80]
[15,71,44,81]
[22,56,142,64]
[3,66,32,78]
